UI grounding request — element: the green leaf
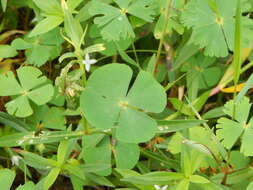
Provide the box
[181,54,221,100]
[62,0,83,48]
[20,150,57,170]
[16,181,35,190]
[216,97,253,155]
[43,168,61,190]
[82,135,112,176]
[247,181,253,190]
[85,173,115,187]
[80,64,166,143]
[29,16,63,37]
[229,151,250,170]
[0,169,16,190]
[236,73,253,103]
[57,140,69,165]
[116,108,157,143]
[121,171,184,185]
[20,28,63,66]
[115,141,140,169]
[0,112,29,132]
[28,105,66,130]
[157,119,205,133]
[32,0,62,14]
[0,66,54,117]
[1,0,7,11]
[11,38,33,50]
[0,45,17,58]
[181,0,253,57]
[189,175,210,184]
[89,0,155,41]
[0,130,83,147]
[175,179,190,190]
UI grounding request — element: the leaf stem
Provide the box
[154,0,172,75]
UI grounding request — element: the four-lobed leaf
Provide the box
[80,64,167,143]
[11,28,64,67]
[0,66,54,117]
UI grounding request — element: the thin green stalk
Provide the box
[233,0,242,97]
[96,49,166,63]
[233,0,242,119]
[154,0,172,75]
[131,43,139,65]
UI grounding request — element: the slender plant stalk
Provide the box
[132,43,139,65]
[233,0,242,118]
[154,0,172,75]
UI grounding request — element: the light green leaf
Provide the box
[181,0,253,57]
[223,96,251,123]
[0,130,83,147]
[157,120,205,133]
[216,97,253,155]
[57,140,69,165]
[247,181,253,190]
[62,0,83,48]
[43,168,61,190]
[0,66,54,117]
[127,71,166,113]
[89,0,154,41]
[1,0,7,11]
[16,181,35,190]
[0,169,15,190]
[216,117,244,149]
[11,38,33,50]
[29,16,63,37]
[6,96,33,118]
[82,135,112,176]
[33,0,62,14]
[0,45,17,58]
[189,175,210,184]
[0,72,23,96]
[0,111,30,132]
[67,0,82,10]
[115,142,140,169]
[176,179,190,190]
[122,171,184,185]
[116,108,157,143]
[80,64,167,143]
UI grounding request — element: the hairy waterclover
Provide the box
[80,64,166,143]
[0,66,54,117]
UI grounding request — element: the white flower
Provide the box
[154,185,168,190]
[82,54,97,72]
[11,156,22,166]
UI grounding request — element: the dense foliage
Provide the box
[1,0,253,189]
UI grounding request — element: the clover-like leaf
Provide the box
[80,64,166,143]
[181,53,221,100]
[89,0,155,41]
[12,28,64,67]
[0,66,54,118]
[27,105,66,130]
[216,97,253,156]
[181,0,253,57]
